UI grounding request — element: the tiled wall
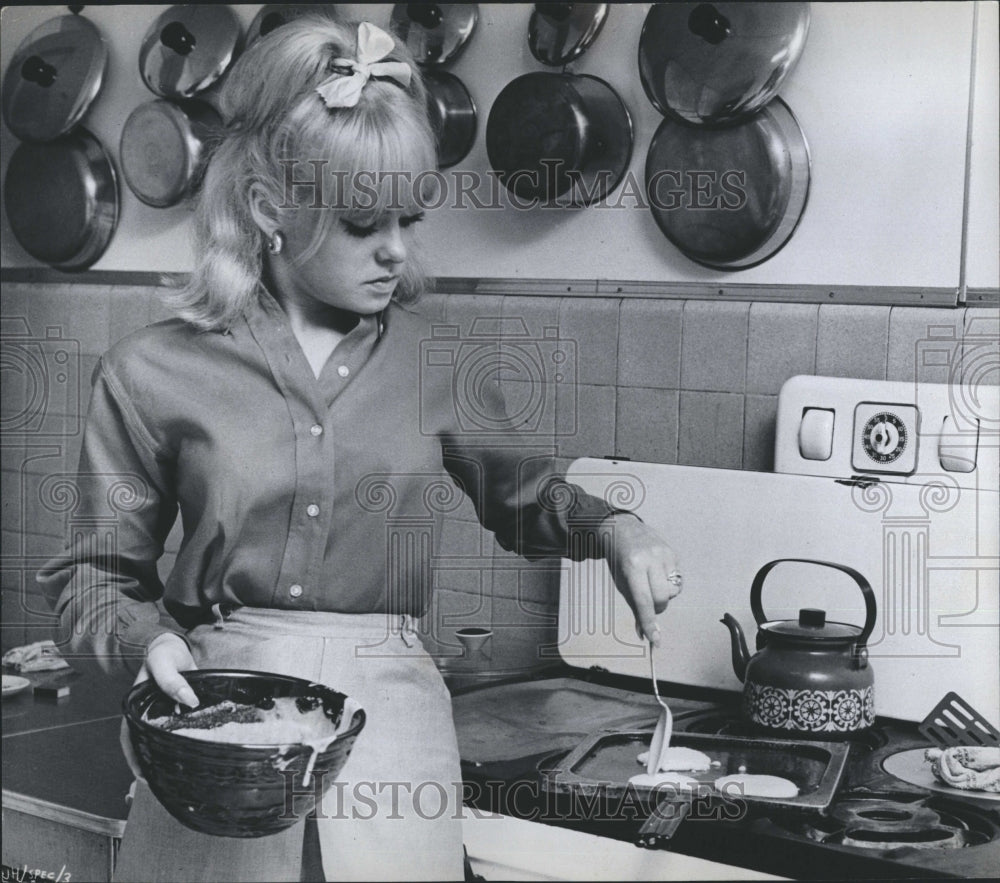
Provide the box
[2,281,996,685]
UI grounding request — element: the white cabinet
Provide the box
[964,1,1000,295]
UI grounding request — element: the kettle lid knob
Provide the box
[799,608,826,628]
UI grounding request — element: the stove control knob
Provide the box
[938,415,977,473]
[799,408,835,460]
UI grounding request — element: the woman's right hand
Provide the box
[141,632,200,708]
[121,634,199,781]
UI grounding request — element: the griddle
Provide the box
[545,728,851,847]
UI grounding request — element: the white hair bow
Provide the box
[315,22,412,109]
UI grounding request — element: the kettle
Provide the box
[721,559,877,737]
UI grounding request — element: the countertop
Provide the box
[2,666,134,828]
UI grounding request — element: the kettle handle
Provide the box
[750,559,877,650]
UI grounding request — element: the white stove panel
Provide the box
[775,375,998,493]
[558,458,998,724]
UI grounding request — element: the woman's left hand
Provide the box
[604,514,681,646]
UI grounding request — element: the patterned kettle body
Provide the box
[721,559,878,737]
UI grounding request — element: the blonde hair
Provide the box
[166,14,437,331]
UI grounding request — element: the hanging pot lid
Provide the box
[246,5,330,47]
[2,13,107,143]
[644,97,810,269]
[389,3,478,67]
[528,3,609,66]
[424,70,477,169]
[638,2,811,124]
[4,127,119,271]
[139,4,242,99]
[119,99,221,208]
[486,72,632,207]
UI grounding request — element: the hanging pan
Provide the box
[487,72,631,207]
[638,2,810,125]
[528,3,608,66]
[391,3,479,169]
[2,12,107,143]
[488,4,630,207]
[246,5,331,48]
[4,127,119,271]
[644,97,810,270]
[390,3,478,66]
[139,4,242,100]
[119,98,221,207]
[423,70,476,169]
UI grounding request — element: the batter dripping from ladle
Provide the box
[629,641,712,786]
[628,642,798,797]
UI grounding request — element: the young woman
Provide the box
[39,15,680,882]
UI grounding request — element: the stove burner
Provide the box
[841,826,965,850]
[833,799,966,851]
[771,793,997,856]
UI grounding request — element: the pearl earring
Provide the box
[267,230,285,255]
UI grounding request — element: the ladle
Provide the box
[647,643,673,776]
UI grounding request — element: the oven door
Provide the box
[463,813,783,881]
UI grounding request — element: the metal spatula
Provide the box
[918,692,1000,748]
[647,645,673,776]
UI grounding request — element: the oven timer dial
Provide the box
[852,403,919,474]
[862,412,907,463]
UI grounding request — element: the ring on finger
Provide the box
[667,570,683,588]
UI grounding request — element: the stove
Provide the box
[449,375,998,879]
[677,704,1000,877]
[455,682,1000,879]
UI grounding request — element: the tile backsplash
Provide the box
[2,280,995,685]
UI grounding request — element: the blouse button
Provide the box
[337,365,350,378]
[289,584,303,598]
[306,504,320,518]
[310,424,323,437]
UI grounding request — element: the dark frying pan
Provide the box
[486,72,632,207]
[638,1,811,125]
[424,70,476,169]
[4,127,119,271]
[645,97,810,269]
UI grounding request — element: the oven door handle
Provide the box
[636,797,691,848]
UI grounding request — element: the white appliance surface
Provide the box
[462,813,783,881]
[558,377,999,724]
[774,375,998,490]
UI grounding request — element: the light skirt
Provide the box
[113,608,465,882]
